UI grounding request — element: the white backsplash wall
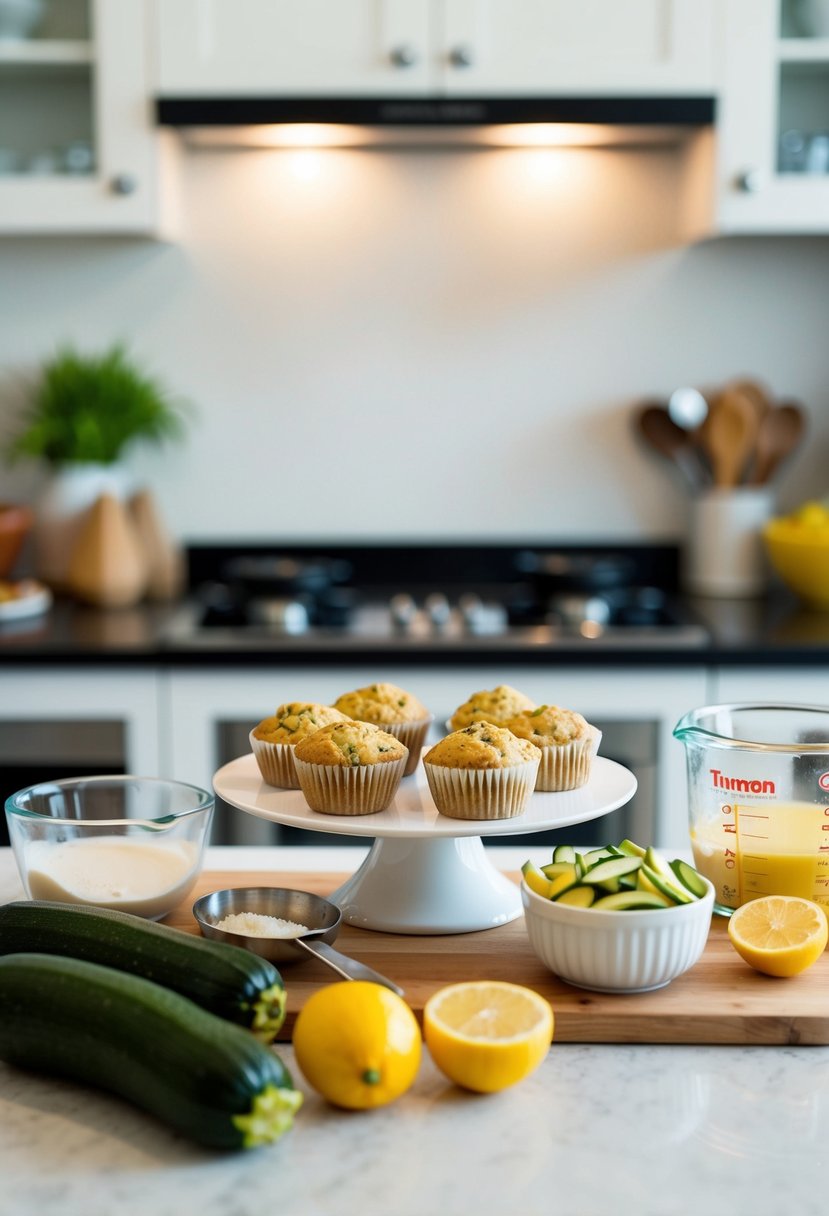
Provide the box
[1,144,828,542]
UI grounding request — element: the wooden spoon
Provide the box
[750,401,806,485]
[636,402,709,490]
[697,388,760,488]
[726,377,772,426]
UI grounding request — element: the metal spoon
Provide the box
[193,886,404,996]
[636,402,709,490]
[750,401,806,485]
[667,386,709,431]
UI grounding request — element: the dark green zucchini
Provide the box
[0,901,286,1042]
[0,953,301,1150]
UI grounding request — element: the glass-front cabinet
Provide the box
[0,0,158,233]
[719,0,829,232]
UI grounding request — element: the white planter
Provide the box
[34,463,131,589]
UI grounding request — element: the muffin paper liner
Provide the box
[534,726,602,792]
[250,731,300,789]
[423,758,539,820]
[293,754,407,815]
[380,715,434,777]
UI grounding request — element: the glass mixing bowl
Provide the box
[5,775,213,920]
[674,704,829,917]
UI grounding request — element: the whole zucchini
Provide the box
[0,901,286,1042]
[0,953,302,1151]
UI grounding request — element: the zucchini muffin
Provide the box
[333,682,433,777]
[423,721,540,821]
[250,702,350,789]
[448,685,536,731]
[293,720,408,815]
[505,705,601,792]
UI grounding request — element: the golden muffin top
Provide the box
[506,705,592,748]
[252,703,349,745]
[424,722,541,770]
[449,685,537,730]
[294,720,408,767]
[333,682,429,725]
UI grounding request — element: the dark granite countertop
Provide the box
[1,587,828,668]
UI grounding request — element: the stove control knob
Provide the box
[424,592,451,629]
[458,593,484,631]
[390,593,418,631]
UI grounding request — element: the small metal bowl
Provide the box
[193,886,341,962]
[193,885,403,994]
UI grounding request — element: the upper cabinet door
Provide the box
[154,0,434,95]
[438,0,717,95]
[717,0,829,233]
[0,0,158,235]
[153,0,716,98]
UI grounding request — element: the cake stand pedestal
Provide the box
[213,753,637,935]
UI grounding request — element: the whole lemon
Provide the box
[293,981,421,1109]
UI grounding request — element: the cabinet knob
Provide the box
[390,44,419,68]
[735,169,761,194]
[448,45,475,68]
[110,173,138,196]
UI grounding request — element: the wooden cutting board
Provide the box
[164,871,829,1046]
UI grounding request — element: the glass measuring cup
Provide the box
[674,704,829,916]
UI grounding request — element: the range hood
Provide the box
[155,95,715,149]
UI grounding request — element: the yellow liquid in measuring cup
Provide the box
[691,801,829,911]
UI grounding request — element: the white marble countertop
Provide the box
[1,846,828,1216]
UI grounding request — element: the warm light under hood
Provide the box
[156,95,715,149]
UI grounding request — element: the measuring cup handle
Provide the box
[296,938,405,997]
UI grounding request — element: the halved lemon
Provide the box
[423,980,553,1093]
[727,895,829,978]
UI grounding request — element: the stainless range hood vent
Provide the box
[156,95,715,149]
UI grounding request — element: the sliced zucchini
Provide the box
[0,900,287,1042]
[552,845,577,864]
[616,839,647,859]
[521,860,556,900]
[670,859,709,899]
[541,861,578,880]
[582,856,642,886]
[547,866,580,899]
[639,865,691,905]
[0,953,301,1150]
[643,850,695,904]
[556,885,595,908]
[582,847,618,867]
[592,890,673,911]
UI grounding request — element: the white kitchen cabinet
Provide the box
[154,0,433,96]
[438,0,716,97]
[0,669,163,777]
[0,0,159,234]
[153,0,716,99]
[717,0,829,233]
[712,668,829,706]
[164,666,712,847]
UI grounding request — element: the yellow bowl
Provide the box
[764,519,829,609]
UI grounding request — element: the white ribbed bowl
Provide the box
[521,877,714,994]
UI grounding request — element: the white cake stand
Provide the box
[213,753,637,935]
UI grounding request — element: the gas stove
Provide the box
[160,543,710,653]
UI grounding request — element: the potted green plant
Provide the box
[4,343,188,587]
